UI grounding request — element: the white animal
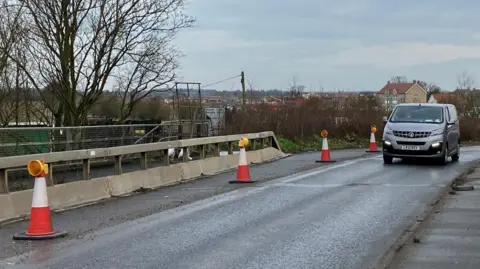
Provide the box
[178,148,193,160]
[167,148,192,161]
[167,148,176,161]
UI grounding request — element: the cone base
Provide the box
[228,180,258,184]
[365,150,381,153]
[315,160,337,163]
[13,230,68,241]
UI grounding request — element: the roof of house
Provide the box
[377,80,420,94]
[431,93,457,101]
[454,88,480,93]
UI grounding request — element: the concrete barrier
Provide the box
[0,190,32,222]
[0,178,112,223]
[0,147,287,223]
[108,164,183,196]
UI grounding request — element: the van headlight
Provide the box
[384,127,393,135]
[430,128,443,136]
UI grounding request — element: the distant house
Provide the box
[262,96,282,105]
[205,96,223,104]
[429,89,480,116]
[429,89,480,104]
[428,93,458,104]
[376,80,427,110]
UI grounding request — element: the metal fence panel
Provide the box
[205,107,226,136]
[0,121,209,157]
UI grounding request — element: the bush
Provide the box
[435,92,480,141]
[225,94,480,152]
[459,116,480,141]
[226,96,385,144]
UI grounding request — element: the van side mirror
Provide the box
[383,116,388,124]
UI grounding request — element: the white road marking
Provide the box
[276,156,380,184]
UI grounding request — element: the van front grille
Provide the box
[393,131,431,138]
[396,141,426,145]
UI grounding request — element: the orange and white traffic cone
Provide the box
[13,160,68,240]
[366,125,381,153]
[316,130,336,163]
[229,137,257,184]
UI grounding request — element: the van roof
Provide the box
[395,103,453,108]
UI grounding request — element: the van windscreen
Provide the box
[390,106,444,123]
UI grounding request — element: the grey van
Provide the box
[382,103,460,165]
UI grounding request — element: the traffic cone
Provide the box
[366,126,381,153]
[229,138,257,184]
[316,136,336,163]
[13,160,68,240]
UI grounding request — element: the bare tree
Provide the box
[5,0,194,126]
[247,78,256,104]
[114,38,178,123]
[417,80,441,99]
[131,97,170,121]
[289,76,305,99]
[0,83,15,126]
[0,1,33,126]
[89,92,121,119]
[0,0,16,73]
[390,76,408,83]
[317,80,324,93]
[457,71,475,90]
[0,2,12,125]
[455,71,479,116]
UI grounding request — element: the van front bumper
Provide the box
[382,134,445,158]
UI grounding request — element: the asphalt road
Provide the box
[0,148,370,260]
[2,147,480,269]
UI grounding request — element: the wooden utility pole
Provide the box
[241,71,246,106]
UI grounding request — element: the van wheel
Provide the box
[383,155,393,164]
[451,145,460,162]
[437,147,448,165]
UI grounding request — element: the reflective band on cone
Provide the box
[229,147,257,184]
[316,137,336,163]
[366,132,380,153]
[13,170,68,240]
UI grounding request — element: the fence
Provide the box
[205,107,226,136]
[0,121,210,157]
[0,131,279,193]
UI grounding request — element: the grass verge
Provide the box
[277,136,371,154]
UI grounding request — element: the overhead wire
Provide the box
[202,75,241,88]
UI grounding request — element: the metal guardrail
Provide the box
[0,131,279,193]
[0,121,210,158]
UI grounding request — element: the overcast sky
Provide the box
[174,0,480,92]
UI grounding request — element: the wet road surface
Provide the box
[0,149,370,260]
[2,147,480,269]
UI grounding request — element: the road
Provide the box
[2,147,480,269]
[0,148,370,259]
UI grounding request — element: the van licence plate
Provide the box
[401,145,420,150]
